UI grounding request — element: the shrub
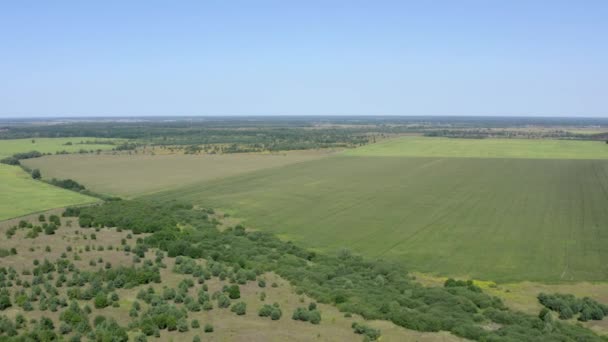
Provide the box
[94,293,109,309]
[226,285,240,299]
[231,302,246,315]
[352,322,381,341]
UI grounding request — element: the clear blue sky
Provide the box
[1,0,606,117]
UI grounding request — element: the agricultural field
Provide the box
[0,137,118,158]
[0,137,118,220]
[0,209,462,342]
[0,164,98,221]
[345,136,608,159]
[22,151,333,197]
[148,141,608,283]
[3,119,608,340]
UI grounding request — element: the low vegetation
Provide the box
[56,200,604,341]
[0,164,98,221]
[538,293,608,321]
[148,153,608,282]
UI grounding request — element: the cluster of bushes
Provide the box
[0,249,16,258]
[0,151,43,165]
[352,322,381,341]
[68,200,606,341]
[5,217,60,239]
[292,303,321,324]
[48,178,86,191]
[0,250,172,339]
[70,200,190,233]
[258,303,282,320]
[538,293,608,321]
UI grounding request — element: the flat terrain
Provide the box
[18,136,608,283]
[0,137,114,220]
[0,164,98,220]
[0,137,118,158]
[346,136,608,159]
[148,155,608,283]
[23,151,332,197]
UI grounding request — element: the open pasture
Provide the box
[345,136,608,159]
[0,137,118,158]
[148,155,608,283]
[0,164,98,220]
[22,151,331,197]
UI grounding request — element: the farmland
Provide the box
[3,119,608,340]
[0,164,98,220]
[148,144,608,283]
[0,137,117,220]
[345,136,608,159]
[22,151,332,197]
[0,137,118,158]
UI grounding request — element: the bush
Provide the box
[204,323,214,333]
[352,322,381,341]
[226,285,240,299]
[231,302,247,315]
[31,169,41,179]
[538,293,608,321]
[94,293,109,309]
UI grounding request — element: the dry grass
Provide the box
[0,211,464,342]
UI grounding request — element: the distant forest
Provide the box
[1,116,607,151]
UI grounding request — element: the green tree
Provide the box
[94,293,109,309]
[31,169,41,179]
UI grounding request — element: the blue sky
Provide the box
[0,1,606,117]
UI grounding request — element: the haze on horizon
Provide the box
[1,1,606,118]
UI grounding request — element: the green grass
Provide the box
[22,151,331,197]
[0,163,98,220]
[345,136,608,159]
[0,137,118,158]
[147,155,608,283]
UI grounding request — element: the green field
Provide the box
[0,137,118,158]
[0,137,114,220]
[22,151,331,197]
[146,139,608,283]
[346,136,608,159]
[0,163,98,220]
[18,136,608,282]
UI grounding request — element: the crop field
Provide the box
[148,154,608,283]
[22,151,332,197]
[0,137,115,220]
[0,164,98,220]
[0,137,118,158]
[345,136,608,159]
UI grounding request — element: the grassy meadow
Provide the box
[22,151,332,197]
[0,164,98,220]
[346,136,608,159]
[0,137,118,158]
